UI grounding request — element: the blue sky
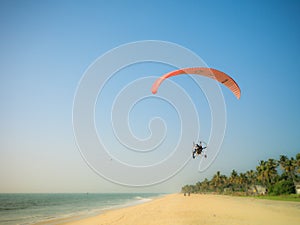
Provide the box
[0,0,300,193]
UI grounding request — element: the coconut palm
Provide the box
[238,172,248,191]
[245,170,257,185]
[266,158,278,185]
[296,153,300,175]
[228,169,239,190]
[279,155,296,182]
[279,155,288,172]
[201,178,210,192]
[211,171,221,191]
[256,160,268,186]
[220,174,228,188]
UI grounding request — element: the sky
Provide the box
[0,0,300,193]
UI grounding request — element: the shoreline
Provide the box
[33,194,164,225]
[43,193,300,225]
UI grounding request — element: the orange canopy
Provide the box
[151,67,241,99]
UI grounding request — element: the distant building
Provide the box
[249,185,267,195]
[296,183,300,195]
[223,187,233,194]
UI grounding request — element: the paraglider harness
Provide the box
[192,141,207,159]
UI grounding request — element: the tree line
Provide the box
[182,153,300,196]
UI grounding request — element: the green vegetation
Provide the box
[270,179,295,195]
[182,153,300,199]
[255,194,300,202]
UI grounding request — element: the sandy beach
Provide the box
[55,194,300,225]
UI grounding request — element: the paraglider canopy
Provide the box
[151,67,241,99]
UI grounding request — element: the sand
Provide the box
[57,194,300,225]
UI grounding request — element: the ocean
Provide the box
[0,193,161,225]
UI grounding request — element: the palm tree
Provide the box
[229,169,239,190]
[246,170,257,186]
[238,172,248,192]
[201,178,210,192]
[266,158,278,185]
[296,153,300,175]
[279,155,296,182]
[256,160,268,186]
[256,158,278,187]
[220,174,228,188]
[211,171,227,192]
[211,171,221,191]
[279,155,288,172]
[195,181,202,193]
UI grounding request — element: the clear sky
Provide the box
[1,0,300,193]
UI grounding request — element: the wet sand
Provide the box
[57,194,300,225]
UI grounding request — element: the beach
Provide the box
[56,194,300,225]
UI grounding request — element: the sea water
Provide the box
[0,193,161,225]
